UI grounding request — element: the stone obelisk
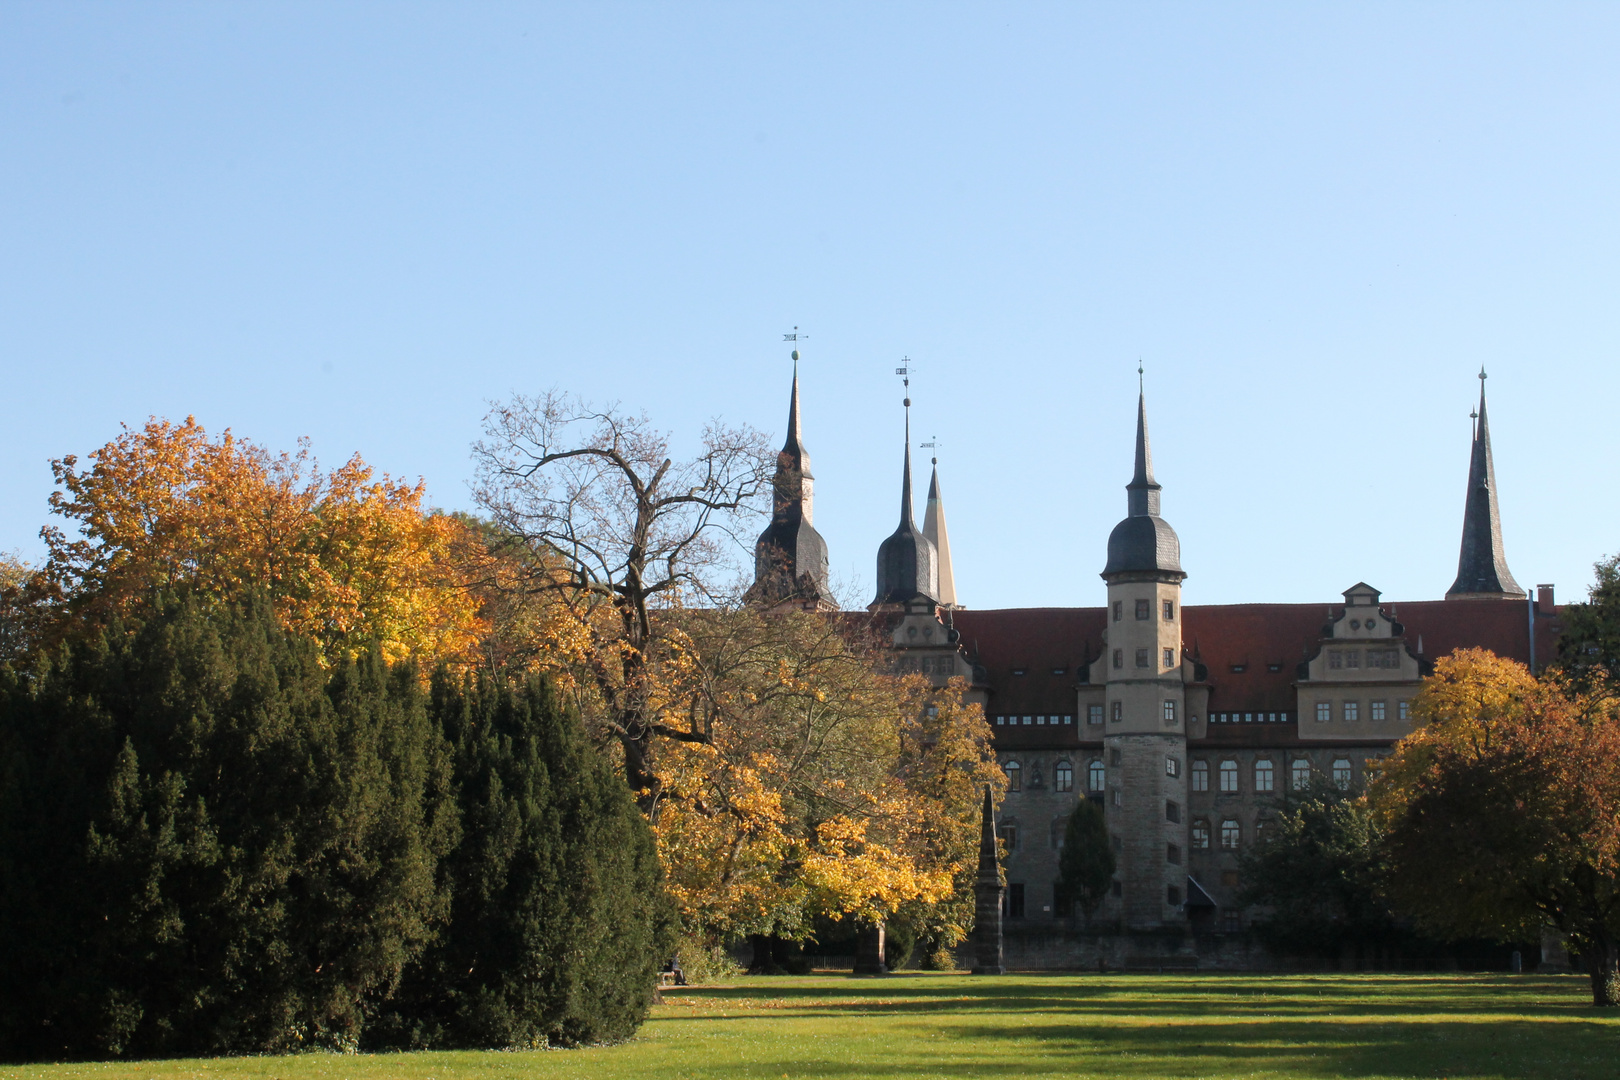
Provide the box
[972,783,1005,975]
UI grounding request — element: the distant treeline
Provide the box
[0,592,672,1061]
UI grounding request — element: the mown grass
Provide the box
[5,972,1616,1080]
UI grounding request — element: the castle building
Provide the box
[750,363,1562,941]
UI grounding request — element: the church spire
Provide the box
[873,362,938,608]
[1446,370,1525,600]
[1126,383,1162,518]
[923,448,958,609]
[749,343,829,607]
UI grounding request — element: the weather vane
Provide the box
[784,326,806,365]
[896,357,913,407]
[920,435,939,464]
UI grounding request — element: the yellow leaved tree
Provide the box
[29,416,482,665]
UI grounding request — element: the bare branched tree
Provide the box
[472,391,774,803]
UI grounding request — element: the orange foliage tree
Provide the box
[1372,649,1620,1006]
[31,417,482,665]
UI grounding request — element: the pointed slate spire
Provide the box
[751,351,830,605]
[922,457,958,609]
[1103,374,1183,580]
[873,402,939,607]
[1446,370,1525,599]
[971,784,1005,975]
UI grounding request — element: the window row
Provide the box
[994,714,1075,726]
[1312,699,1409,723]
[1327,647,1402,670]
[1113,598,1176,622]
[1111,648,1180,670]
[1003,759,1078,793]
[1208,711,1290,723]
[1190,756,1359,792]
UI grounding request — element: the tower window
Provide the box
[1162,699,1177,723]
[1111,701,1123,722]
[1219,760,1239,793]
[1191,760,1208,791]
[1110,748,1123,766]
[1113,600,1123,622]
[1135,648,1150,668]
[1005,761,1022,791]
[1112,788,1122,807]
[1167,885,1182,906]
[1135,599,1150,620]
[1164,648,1176,668]
[1167,843,1181,865]
[1165,755,1180,778]
[1088,704,1103,725]
[1165,800,1181,823]
[1113,649,1123,670]
[1163,600,1175,621]
[1054,761,1073,792]
[1254,759,1275,793]
[1088,760,1105,791]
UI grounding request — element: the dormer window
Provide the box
[1229,664,1246,674]
[1267,663,1283,672]
[1052,667,1066,676]
[1012,667,1026,676]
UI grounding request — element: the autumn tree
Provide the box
[1373,649,1620,1006]
[24,417,480,666]
[1057,798,1115,926]
[471,392,773,804]
[1555,552,1620,699]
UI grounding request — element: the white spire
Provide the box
[923,459,957,609]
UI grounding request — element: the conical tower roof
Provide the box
[1446,371,1524,599]
[1102,384,1183,580]
[873,405,939,607]
[751,353,829,604]
[923,458,958,608]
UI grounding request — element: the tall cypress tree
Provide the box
[0,592,456,1060]
[380,671,674,1049]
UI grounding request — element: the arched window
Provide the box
[1054,760,1073,792]
[1191,759,1209,791]
[1219,760,1239,793]
[1254,759,1275,793]
[1005,760,1022,792]
[1191,819,1211,849]
[998,819,1020,852]
[1220,819,1241,850]
[1291,758,1311,790]
[1332,758,1353,790]
[1088,760,1105,791]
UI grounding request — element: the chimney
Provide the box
[1537,584,1555,614]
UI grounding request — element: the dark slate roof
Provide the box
[1102,391,1183,578]
[1447,376,1525,598]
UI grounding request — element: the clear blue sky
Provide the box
[4,3,1619,609]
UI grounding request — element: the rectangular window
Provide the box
[1220,819,1241,850]
[1163,700,1177,724]
[1023,715,1032,725]
[1398,700,1410,721]
[1063,714,1073,725]
[1316,701,1331,723]
[1112,648,1123,669]
[1291,758,1311,790]
[999,824,1019,850]
[1167,885,1182,906]
[1113,600,1123,622]
[1191,760,1208,791]
[1345,650,1361,669]
[1036,715,1046,725]
[1163,600,1175,621]
[1166,755,1180,778]
[1332,759,1353,789]
[1371,700,1386,722]
[1163,648,1176,668]
[1254,759,1275,793]
[1328,650,1342,670]
[1135,598,1150,620]
[1219,760,1239,793]
[1167,842,1181,865]
[1165,800,1181,823]
[1135,648,1150,668]
[1343,701,1359,722]
[1007,883,1025,919]
[1111,701,1123,723]
[996,715,1005,725]
[1112,880,1123,898]
[1088,705,1103,725]
[1191,820,1210,848]
[1110,748,1123,766]
[1111,788,1122,807]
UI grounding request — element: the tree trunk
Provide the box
[1588,939,1620,1007]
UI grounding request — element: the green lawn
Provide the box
[5,972,1616,1080]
